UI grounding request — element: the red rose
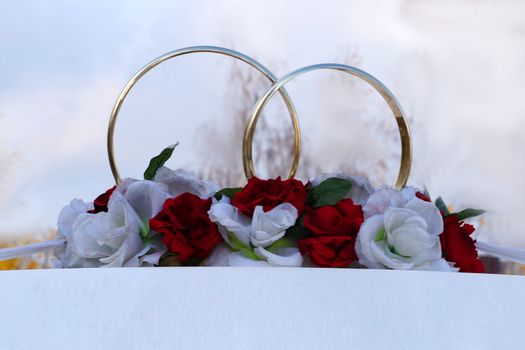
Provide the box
[149,192,223,264]
[440,215,484,273]
[299,199,364,267]
[87,186,116,214]
[299,236,358,268]
[303,199,364,236]
[231,177,307,217]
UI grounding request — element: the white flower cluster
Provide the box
[54,168,218,268]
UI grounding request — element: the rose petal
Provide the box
[121,180,170,221]
[250,203,297,247]
[228,252,269,267]
[208,197,251,247]
[355,214,387,269]
[404,198,444,236]
[370,240,415,270]
[363,188,405,218]
[413,258,459,272]
[253,246,303,267]
[204,244,233,266]
[154,167,219,199]
[388,222,435,257]
[57,199,91,239]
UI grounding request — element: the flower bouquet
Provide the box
[0,46,522,272]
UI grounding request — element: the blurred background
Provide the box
[0,0,524,271]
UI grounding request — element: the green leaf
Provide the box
[139,218,150,243]
[285,216,305,240]
[157,252,180,266]
[452,208,486,221]
[227,232,248,251]
[182,256,204,266]
[374,227,386,242]
[226,231,261,261]
[144,143,178,180]
[435,196,450,215]
[238,248,260,261]
[214,187,242,200]
[307,177,352,208]
[267,237,296,253]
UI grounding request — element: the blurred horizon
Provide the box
[1,0,525,247]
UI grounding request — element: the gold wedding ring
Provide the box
[107,46,301,184]
[243,63,412,190]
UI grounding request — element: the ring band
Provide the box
[243,63,412,190]
[107,46,301,184]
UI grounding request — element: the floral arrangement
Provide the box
[2,47,521,273]
[50,145,486,272]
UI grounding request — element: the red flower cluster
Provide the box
[150,193,223,264]
[299,199,364,268]
[440,215,484,273]
[416,192,484,273]
[231,177,307,217]
[87,186,116,214]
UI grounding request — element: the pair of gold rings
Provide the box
[107,46,411,190]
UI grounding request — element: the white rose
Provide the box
[250,204,297,247]
[311,173,375,206]
[153,167,219,199]
[207,197,302,267]
[118,179,171,220]
[356,188,457,271]
[207,197,252,247]
[55,181,169,268]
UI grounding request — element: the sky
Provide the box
[1,0,525,245]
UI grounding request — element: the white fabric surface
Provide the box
[0,268,524,349]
